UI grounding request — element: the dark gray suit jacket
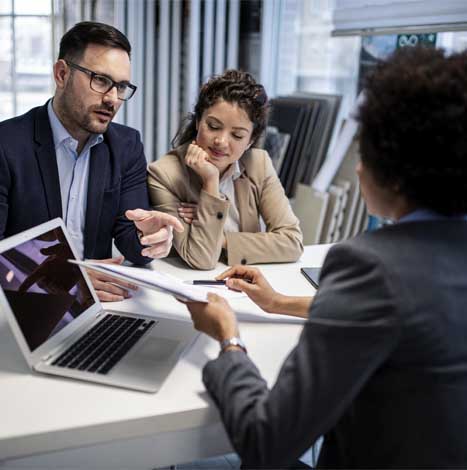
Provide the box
[203,220,467,468]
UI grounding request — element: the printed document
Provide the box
[69,260,229,302]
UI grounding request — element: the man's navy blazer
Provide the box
[0,102,151,264]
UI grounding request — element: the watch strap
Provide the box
[219,336,247,354]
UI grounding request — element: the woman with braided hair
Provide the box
[148,70,303,269]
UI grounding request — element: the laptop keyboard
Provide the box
[51,314,156,375]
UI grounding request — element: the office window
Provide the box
[0,14,13,120]
[438,31,467,53]
[294,0,360,139]
[274,0,467,151]
[0,0,54,121]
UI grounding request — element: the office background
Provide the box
[1,2,467,468]
[2,0,466,161]
[1,0,467,244]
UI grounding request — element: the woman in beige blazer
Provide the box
[148,70,303,270]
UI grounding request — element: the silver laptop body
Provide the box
[0,218,197,393]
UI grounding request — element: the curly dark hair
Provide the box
[172,69,269,147]
[357,46,467,215]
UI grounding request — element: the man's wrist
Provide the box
[221,345,245,354]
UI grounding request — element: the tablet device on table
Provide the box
[300,267,321,289]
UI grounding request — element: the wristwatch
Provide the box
[220,336,247,354]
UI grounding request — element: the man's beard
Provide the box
[80,103,116,134]
[61,82,116,135]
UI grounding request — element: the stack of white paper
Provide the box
[69,260,220,302]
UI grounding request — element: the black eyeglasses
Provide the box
[65,60,137,101]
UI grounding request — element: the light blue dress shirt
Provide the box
[47,100,103,259]
[398,208,467,223]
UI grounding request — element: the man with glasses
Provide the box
[0,21,183,301]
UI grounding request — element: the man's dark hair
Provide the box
[357,46,467,215]
[172,69,269,147]
[58,21,131,62]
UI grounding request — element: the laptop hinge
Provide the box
[41,353,53,362]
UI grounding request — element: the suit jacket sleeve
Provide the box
[225,151,303,266]
[111,130,151,265]
[202,242,401,468]
[148,155,230,270]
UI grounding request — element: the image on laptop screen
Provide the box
[0,227,95,351]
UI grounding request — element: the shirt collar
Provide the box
[220,161,242,183]
[47,99,103,152]
[398,208,467,223]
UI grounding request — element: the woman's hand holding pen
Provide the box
[218,266,312,318]
[216,265,280,313]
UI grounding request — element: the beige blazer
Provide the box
[147,145,303,270]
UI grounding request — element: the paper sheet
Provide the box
[69,260,245,302]
[70,260,209,302]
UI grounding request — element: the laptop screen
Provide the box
[0,226,95,351]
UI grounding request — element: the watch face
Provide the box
[220,337,247,353]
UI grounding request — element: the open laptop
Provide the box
[0,218,198,393]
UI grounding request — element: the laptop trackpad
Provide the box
[111,331,181,382]
[133,335,180,362]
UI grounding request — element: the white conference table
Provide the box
[0,244,331,469]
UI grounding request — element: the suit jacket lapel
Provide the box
[84,142,109,258]
[34,103,62,219]
[234,174,260,233]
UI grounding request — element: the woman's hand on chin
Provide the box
[185,142,219,184]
